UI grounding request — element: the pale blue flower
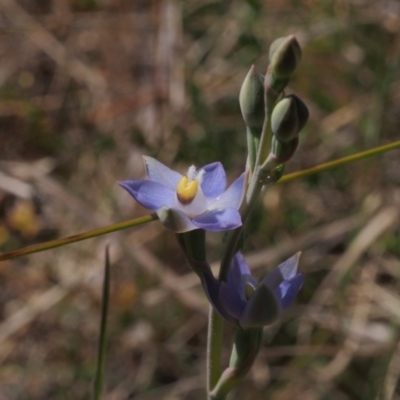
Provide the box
[119,157,244,233]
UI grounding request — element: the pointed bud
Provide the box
[270,136,299,163]
[269,35,302,79]
[271,95,309,142]
[239,65,265,129]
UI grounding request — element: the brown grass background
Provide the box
[1,0,400,399]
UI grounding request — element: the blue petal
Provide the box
[118,180,176,211]
[200,270,239,327]
[200,162,226,199]
[144,156,182,190]
[228,253,252,298]
[239,284,281,329]
[274,273,304,310]
[262,253,301,290]
[219,281,246,319]
[157,207,198,232]
[192,208,242,231]
[208,173,245,211]
[277,253,301,280]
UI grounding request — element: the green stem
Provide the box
[278,139,400,184]
[253,73,280,170]
[219,160,276,283]
[246,126,261,171]
[0,213,158,261]
[252,102,271,172]
[207,307,224,394]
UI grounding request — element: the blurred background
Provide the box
[1,0,400,398]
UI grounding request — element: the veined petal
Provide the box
[239,284,281,329]
[119,180,176,210]
[262,253,301,289]
[200,162,226,199]
[192,208,242,232]
[157,207,198,232]
[219,281,246,319]
[274,273,304,309]
[144,156,182,189]
[228,253,252,298]
[208,173,245,210]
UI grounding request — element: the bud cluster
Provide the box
[239,35,309,169]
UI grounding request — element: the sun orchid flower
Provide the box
[205,252,304,329]
[119,157,245,233]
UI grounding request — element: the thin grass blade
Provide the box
[93,245,111,400]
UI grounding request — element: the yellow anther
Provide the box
[176,176,199,204]
[245,283,255,300]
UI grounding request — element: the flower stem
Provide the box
[219,161,276,283]
[207,307,224,394]
[0,213,158,261]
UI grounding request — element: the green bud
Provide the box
[271,95,309,142]
[271,135,299,163]
[239,65,265,129]
[269,35,302,79]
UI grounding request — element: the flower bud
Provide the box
[239,65,265,129]
[271,135,299,163]
[269,35,301,79]
[271,95,309,142]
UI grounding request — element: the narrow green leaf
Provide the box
[0,213,158,261]
[93,246,111,400]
